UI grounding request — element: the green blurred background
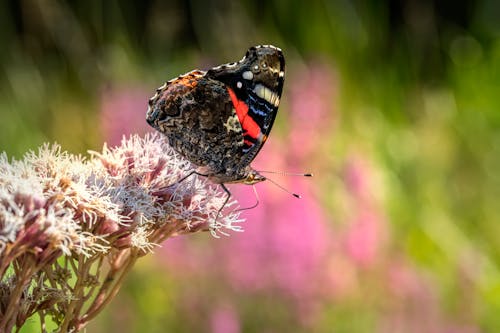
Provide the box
[2,1,500,332]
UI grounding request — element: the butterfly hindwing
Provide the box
[147,70,245,173]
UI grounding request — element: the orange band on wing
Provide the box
[227,88,261,140]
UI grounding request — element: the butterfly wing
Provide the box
[147,45,285,184]
[146,70,245,173]
[206,45,285,167]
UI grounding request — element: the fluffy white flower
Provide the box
[0,133,244,332]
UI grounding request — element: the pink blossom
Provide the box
[381,261,480,333]
[222,178,329,298]
[210,304,240,333]
[344,155,372,202]
[344,212,383,267]
[342,155,387,268]
[288,62,338,161]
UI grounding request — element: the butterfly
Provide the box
[146,45,286,214]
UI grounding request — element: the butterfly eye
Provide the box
[262,62,267,68]
[253,64,259,71]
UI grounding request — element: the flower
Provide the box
[342,155,387,268]
[0,133,241,332]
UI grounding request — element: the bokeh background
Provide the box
[2,1,500,332]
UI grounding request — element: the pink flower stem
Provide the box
[58,254,96,332]
[76,222,186,330]
[0,255,37,332]
[76,249,138,330]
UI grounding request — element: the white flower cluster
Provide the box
[0,133,242,259]
[0,133,243,332]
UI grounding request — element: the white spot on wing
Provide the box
[242,71,253,80]
[255,44,282,52]
[254,84,280,107]
[223,111,241,133]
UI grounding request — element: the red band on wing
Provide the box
[227,88,261,140]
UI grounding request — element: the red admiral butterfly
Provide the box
[146,45,287,214]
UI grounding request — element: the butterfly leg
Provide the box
[173,170,209,186]
[173,171,231,223]
[234,184,260,213]
[215,183,231,221]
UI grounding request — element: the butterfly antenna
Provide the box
[256,170,313,199]
[264,176,302,199]
[258,170,313,177]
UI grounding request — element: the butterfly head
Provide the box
[209,167,266,185]
[242,169,266,185]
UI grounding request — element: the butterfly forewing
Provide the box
[206,45,285,164]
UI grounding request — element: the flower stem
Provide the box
[76,249,138,330]
[0,256,36,332]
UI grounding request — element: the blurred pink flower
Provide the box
[344,212,382,267]
[344,155,372,202]
[341,156,479,332]
[161,138,332,322]
[382,260,480,333]
[288,62,338,161]
[100,85,152,146]
[341,155,387,268]
[210,304,240,333]
[222,176,329,300]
